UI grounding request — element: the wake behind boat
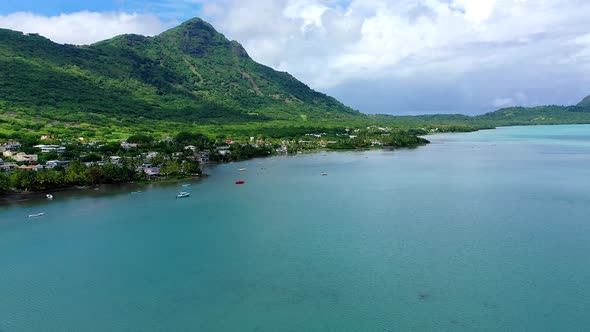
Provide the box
[28,212,44,218]
[176,191,190,198]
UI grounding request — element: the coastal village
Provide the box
[0,127,429,193]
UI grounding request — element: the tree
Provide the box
[0,174,10,192]
[175,132,210,148]
[181,160,201,175]
[127,133,153,145]
[64,161,91,186]
[10,169,38,191]
[160,160,181,176]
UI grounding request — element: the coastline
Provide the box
[5,122,588,205]
[0,175,208,207]
[0,143,426,205]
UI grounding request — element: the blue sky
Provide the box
[1,0,121,16]
[0,0,202,20]
[1,0,590,115]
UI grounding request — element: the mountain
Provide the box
[369,96,590,131]
[1,19,589,141]
[0,18,358,135]
[577,95,590,108]
[473,95,590,126]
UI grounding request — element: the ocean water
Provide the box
[1,125,589,331]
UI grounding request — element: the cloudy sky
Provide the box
[1,0,590,115]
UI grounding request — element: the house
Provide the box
[85,161,106,167]
[3,150,14,158]
[199,152,209,162]
[17,164,43,171]
[33,145,66,153]
[121,142,139,149]
[305,133,326,138]
[138,164,160,177]
[144,167,160,176]
[146,152,159,160]
[184,145,197,152]
[0,162,17,172]
[110,156,122,164]
[224,139,234,145]
[14,153,39,163]
[45,160,69,169]
[3,143,21,152]
[216,146,231,156]
[40,135,55,140]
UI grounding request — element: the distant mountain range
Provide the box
[0,18,589,139]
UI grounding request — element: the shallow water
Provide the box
[1,125,589,331]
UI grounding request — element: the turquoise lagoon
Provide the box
[1,125,590,331]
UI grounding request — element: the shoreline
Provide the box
[2,122,589,206]
[0,142,429,204]
[0,174,208,207]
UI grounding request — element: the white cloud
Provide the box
[492,98,514,108]
[1,1,589,113]
[0,11,170,45]
[492,92,528,108]
[199,0,590,93]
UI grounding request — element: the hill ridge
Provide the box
[0,17,359,129]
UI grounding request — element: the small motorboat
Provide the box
[237,167,247,171]
[181,183,192,187]
[320,172,328,176]
[28,212,44,218]
[46,194,54,199]
[176,191,191,198]
[235,180,245,185]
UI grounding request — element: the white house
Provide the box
[34,145,66,153]
[14,153,39,163]
[121,142,139,149]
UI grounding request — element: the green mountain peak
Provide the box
[0,17,358,133]
[577,95,590,108]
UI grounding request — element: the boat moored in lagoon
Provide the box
[176,191,191,198]
[235,180,245,185]
[28,212,45,218]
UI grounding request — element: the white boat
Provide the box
[237,167,247,171]
[176,191,190,198]
[46,194,54,199]
[28,212,44,218]
[320,172,328,176]
[181,183,192,187]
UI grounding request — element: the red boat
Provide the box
[235,180,245,185]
